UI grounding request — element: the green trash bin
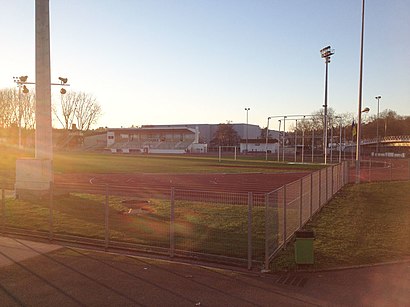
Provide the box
[294,230,315,264]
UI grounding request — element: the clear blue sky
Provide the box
[1,0,409,129]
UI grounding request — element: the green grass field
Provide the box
[2,192,268,260]
[272,180,410,270]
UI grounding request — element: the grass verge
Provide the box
[272,180,410,271]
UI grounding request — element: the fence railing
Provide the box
[1,162,349,270]
[347,158,410,183]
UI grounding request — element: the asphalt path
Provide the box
[1,236,408,306]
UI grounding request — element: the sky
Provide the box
[1,0,409,130]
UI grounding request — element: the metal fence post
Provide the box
[325,167,329,202]
[264,193,269,271]
[283,185,287,248]
[310,173,313,218]
[247,192,253,270]
[49,182,53,241]
[299,179,303,228]
[369,159,372,182]
[331,165,334,196]
[105,184,109,251]
[318,170,322,207]
[170,187,175,258]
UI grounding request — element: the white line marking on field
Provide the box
[89,177,95,184]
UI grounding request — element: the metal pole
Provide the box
[339,121,342,163]
[324,60,329,165]
[310,173,313,218]
[282,117,286,162]
[302,123,305,163]
[105,184,109,250]
[318,170,322,207]
[277,120,281,162]
[283,185,287,247]
[245,108,250,153]
[312,129,315,163]
[355,0,366,184]
[330,124,333,163]
[247,192,253,270]
[294,120,297,162]
[299,179,303,228]
[376,96,381,153]
[265,117,270,161]
[170,187,175,257]
[264,194,269,271]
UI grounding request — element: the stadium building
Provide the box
[101,123,278,154]
[107,126,207,154]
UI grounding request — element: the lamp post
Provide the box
[320,45,335,164]
[245,108,250,154]
[375,96,381,153]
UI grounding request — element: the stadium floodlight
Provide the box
[58,77,68,84]
[320,45,335,164]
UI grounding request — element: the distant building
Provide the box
[106,126,207,154]
[82,123,280,154]
[239,138,279,153]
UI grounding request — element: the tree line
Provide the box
[0,87,102,132]
[210,109,410,147]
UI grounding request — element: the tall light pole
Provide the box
[355,0,366,184]
[245,107,250,153]
[375,96,381,153]
[320,45,335,164]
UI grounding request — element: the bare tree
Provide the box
[53,91,79,130]
[53,91,102,131]
[0,87,35,129]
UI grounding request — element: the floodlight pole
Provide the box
[355,0,366,184]
[320,45,335,164]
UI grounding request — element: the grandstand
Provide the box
[107,126,207,154]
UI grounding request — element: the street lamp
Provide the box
[245,107,250,153]
[375,96,381,153]
[320,45,335,164]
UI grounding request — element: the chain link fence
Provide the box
[0,160,378,270]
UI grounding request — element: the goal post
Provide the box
[218,146,237,162]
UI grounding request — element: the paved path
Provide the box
[0,236,408,306]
